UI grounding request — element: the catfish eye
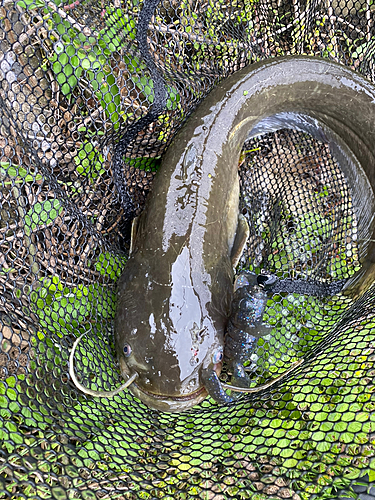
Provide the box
[123,344,132,357]
[212,349,223,364]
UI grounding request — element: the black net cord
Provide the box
[112,0,166,216]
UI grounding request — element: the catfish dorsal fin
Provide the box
[230,214,250,269]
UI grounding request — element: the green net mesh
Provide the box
[1,0,375,499]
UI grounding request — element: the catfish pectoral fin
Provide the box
[129,216,139,256]
[231,214,250,269]
[201,367,234,404]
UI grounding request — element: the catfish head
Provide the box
[113,245,231,412]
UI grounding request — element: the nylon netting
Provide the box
[0,0,375,499]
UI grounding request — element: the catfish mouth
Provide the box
[119,356,223,411]
[128,380,208,412]
[132,380,207,401]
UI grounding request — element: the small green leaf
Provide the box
[74,142,105,180]
[123,157,161,172]
[58,52,69,65]
[57,72,67,85]
[81,58,91,70]
[53,61,62,75]
[66,45,76,57]
[16,0,45,10]
[25,199,63,230]
[352,40,375,59]
[0,162,43,183]
[95,252,126,280]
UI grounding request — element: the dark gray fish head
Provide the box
[115,255,227,412]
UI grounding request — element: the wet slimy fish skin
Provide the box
[114,57,375,411]
[75,57,375,411]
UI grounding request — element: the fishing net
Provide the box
[1,0,375,498]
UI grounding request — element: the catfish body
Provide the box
[114,56,375,412]
[114,128,241,411]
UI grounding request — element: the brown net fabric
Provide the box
[1,1,375,499]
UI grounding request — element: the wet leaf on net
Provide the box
[16,0,48,9]
[101,7,136,45]
[123,156,161,172]
[0,162,43,184]
[90,70,121,129]
[46,14,85,95]
[30,275,116,338]
[74,142,105,179]
[351,39,375,59]
[25,199,63,231]
[45,7,136,110]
